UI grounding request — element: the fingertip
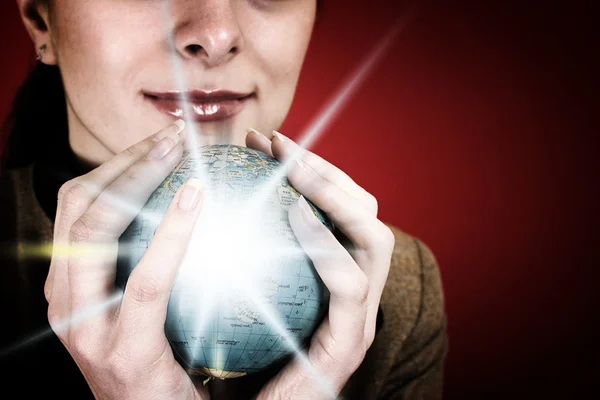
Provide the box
[178,178,204,212]
[246,128,274,157]
[270,130,296,161]
[297,195,322,227]
[173,119,186,133]
[272,130,286,143]
[150,119,186,145]
[185,177,203,190]
[288,196,317,238]
[246,127,263,137]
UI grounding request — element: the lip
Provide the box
[143,90,254,122]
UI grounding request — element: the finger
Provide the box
[116,179,204,352]
[289,156,386,256]
[47,120,186,305]
[289,196,369,347]
[271,130,378,216]
[245,128,274,157]
[288,164,394,346]
[245,128,377,215]
[82,119,186,191]
[67,133,186,315]
[262,196,372,398]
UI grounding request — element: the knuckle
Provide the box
[310,183,338,217]
[127,272,162,303]
[366,192,379,215]
[311,333,340,367]
[47,306,65,338]
[106,349,135,383]
[69,217,94,244]
[123,166,141,181]
[311,333,365,375]
[123,146,140,158]
[46,307,59,329]
[68,331,99,362]
[346,347,367,372]
[159,371,190,398]
[318,180,336,201]
[58,180,87,217]
[349,273,370,304]
[379,225,396,252]
[81,212,112,239]
[44,279,53,303]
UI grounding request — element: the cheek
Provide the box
[251,17,315,120]
[257,18,313,82]
[55,5,161,87]
[52,4,164,148]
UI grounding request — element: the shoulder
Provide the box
[343,225,448,399]
[375,225,448,398]
[381,225,445,339]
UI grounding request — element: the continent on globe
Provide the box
[116,145,333,379]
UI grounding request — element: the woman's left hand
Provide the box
[246,129,395,400]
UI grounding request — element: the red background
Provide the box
[1,0,598,398]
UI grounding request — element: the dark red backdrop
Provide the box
[1,0,598,398]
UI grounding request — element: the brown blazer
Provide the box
[0,166,448,399]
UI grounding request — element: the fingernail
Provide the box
[172,119,186,133]
[295,159,321,179]
[246,128,266,137]
[147,135,179,160]
[152,119,186,142]
[179,179,203,211]
[298,195,318,225]
[272,130,286,143]
[247,128,272,146]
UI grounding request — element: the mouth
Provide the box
[143,90,255,122]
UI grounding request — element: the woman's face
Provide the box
[35,0,317,165]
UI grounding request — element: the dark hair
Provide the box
[0,1,325,173]
[0,62,67,172]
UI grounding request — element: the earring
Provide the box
[37,44,47,61]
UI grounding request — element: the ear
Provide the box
[16,0,57,65]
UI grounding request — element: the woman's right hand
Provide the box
[44,120,209,400]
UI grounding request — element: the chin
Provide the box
[176,120,247,147]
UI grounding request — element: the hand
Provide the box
[45,120,209,400]
[246,129,395,399]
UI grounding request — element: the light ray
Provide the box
[4,5,416,396]
[247,15,412,212]
[0,292,123,359]
[232,276,339,399]
[160,2,210,187]
[167,197,337,396]
[97,187,164,227]
[296,14,413,151]
[18,242,118,260]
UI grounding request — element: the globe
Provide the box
[116,144,332,379]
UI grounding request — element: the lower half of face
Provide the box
[51,0,316,165]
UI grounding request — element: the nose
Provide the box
[170,1,243,67]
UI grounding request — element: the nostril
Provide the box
[185,44,204,56]
[182,44,238,61]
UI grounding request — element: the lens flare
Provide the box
[1,3,417,398]
[160,1,209,187]
[248,16,410,211]
[0,292,123,359]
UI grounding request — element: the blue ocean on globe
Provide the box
[117,145,332,379]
